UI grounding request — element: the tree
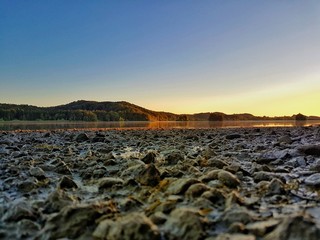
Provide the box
[208,112,224,121]
[295,113,307,121]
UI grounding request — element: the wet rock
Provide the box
[2,202,37,222]
[185,183,210,199]
[264,214,320,240]
[44,189,77,213]
[201,170,221,182]
[201,189,226,208]
[278,135,292,144]
[164,208,205,240]
[136,163,161,187]
[98,177,124,190]
[163,150,184,165]
[141,152,157,164]
[40,204,105,239]
[298,145,320,156]
[29,167,46,180]
[246,219,279,237]
[58,175,78,189]
[212,233,256,240]
[266,178,285,196]
[226,134,242,140]
[253,171,272,182]
[207,158,227,168]
[16,219,41,239]
[166,178,200,195]
[218,170,240,188]
[93,212,160,240]
[305,173,320,186]
[55,161,72,175]
[222,207,253,225]
[75,132,90,142]
[17,179,37,192]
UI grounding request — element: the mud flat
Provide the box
[1,126,320,239]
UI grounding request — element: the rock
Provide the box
[166,178,200,195]
[253,171,272,182]
[298,145,320,156]
[246,219,279,237]
[2,202,37,222]
[44,189,77,213]
[16,219,41,238]
[98,177,124,190]
[75,132,90,142]
[185,183,210,199]
[141,152,157,164]
[29,167,46,180]
[136,163,161,187]
[213,233,256,240]
[58,176,78,189]
[163,150,184,165]
[201,189,226,208]
[266,178,285,196]
[222,207,253,225]
[164,208,205,240]
[55,161,72,175]
[264,214,320,240]
[305,173,320,186]
[278,136,292,144]
[226,134,242,140]
[17,179,37,192]
[218,170,240,188]
[207,158,227,168]
[40,204,105,239]
[200,170,221,182]
[93,212,160,240]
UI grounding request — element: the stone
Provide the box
[40,204,105,239]
[58,176,78,189]
[75,132,89,142]
[253,171,272,182]
[141,152,157,164]
[213,233,256,240]
[43,189,77,213]
[29,167,46,180]
[207,158,227,168]
[305,173,320,186]
[266,178,285,195]
[93,212,160,240]
[166,178,200,195]
[185,183,210,199]
[164,208,205,240]
[218,170,240,188]
[226,134,242,140]
[278,135,292,144]
[222,207,253,225]
[136,163,161,187]
[163,150,184,165]
[246,219,279,237]
[200,170,221,182]
[264,214,320,240]
[98,177,124,190]
[298,145,320,156]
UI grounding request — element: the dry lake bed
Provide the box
[1,126,320,239]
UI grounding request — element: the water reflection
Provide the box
[0,120,320,131]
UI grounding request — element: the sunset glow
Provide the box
[1,1,319,116]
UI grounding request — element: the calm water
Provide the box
[0,120,320,131]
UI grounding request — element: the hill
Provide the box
[0,100,318,121]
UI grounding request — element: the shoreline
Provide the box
[1,127,320,239]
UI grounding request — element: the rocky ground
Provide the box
[1,126,320,239]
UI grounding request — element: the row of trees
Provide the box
[0,109,149,121]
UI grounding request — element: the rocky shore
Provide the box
[1,126,320,239]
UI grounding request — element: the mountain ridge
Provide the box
[0,100,318,121]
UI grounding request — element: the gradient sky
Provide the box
[1,1,320,116]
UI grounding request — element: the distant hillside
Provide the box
[0,100,177,121]
[0,100,318,121]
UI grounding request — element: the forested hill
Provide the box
[0,100,318,121]
[0,100,178,121]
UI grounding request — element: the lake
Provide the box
[1,120,320,131]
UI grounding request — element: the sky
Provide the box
[1,1,320,116]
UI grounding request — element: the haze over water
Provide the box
[1,120,320,131]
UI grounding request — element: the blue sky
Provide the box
[1,1,320,116]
